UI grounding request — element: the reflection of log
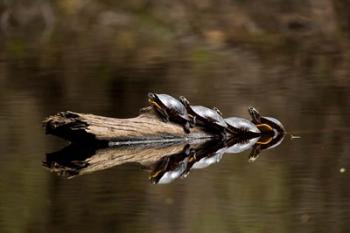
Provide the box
[81,143,185,175]
[44,141,208,178]
[43,108,213,145]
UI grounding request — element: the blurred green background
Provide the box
[0,1,350,233]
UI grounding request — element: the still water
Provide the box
[1,3,350,233]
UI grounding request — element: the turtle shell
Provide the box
[154,94,190,121]
[262,116,285,133]
[225,117,260,134]
[190,105,227,128]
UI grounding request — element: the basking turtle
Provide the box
[248,107,285,134]
[225,117,261,137]
[148,93,191,133]
[179,96,228,134]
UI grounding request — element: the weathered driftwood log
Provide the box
[43,107,214,145]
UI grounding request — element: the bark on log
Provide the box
[43,107,214,145]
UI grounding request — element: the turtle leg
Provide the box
[150,156,170,178]
[183,121,191,134]
[192,116,196,126]
[156,108,170,122]
[182,144,191,155]
[248,145,261,162]
[187,149,197,163]
[187,114,195,127]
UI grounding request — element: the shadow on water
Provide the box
[43,131,285,184]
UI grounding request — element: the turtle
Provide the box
[148,93,192,133]
[248,131,285,162]
[224,117,261,138]
[248,107,285,134]
[179,96,228,135]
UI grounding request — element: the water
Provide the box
[1,2,350,233]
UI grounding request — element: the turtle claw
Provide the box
[248,156,258,163]
[248,145,261,162]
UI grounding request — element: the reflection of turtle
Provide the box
[225,117,261,137]
[148,93,192,133]
[149,145,193,184]
[248,132,285,162]
[224,136,260,154]
[248,107,285,134]
[152,157,189,184]
[191,152,224,169]
[184,139,226,175]
[179,96,228,135]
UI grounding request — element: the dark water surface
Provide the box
[1,2,350,233]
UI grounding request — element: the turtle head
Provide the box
[148,92,156,100]
[248,107,261,124]
[179,96,190,107]
[248,107,276,133]
[213,107,223,116]
[148,93,159,105]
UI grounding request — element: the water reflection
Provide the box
[249,133,285,162]
[44,130,285,184]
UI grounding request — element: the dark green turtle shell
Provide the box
[225,117,261,134]
[152,94,190,121]
[189,105,227,128]
[261,117,285,133]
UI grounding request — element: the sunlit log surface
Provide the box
[43,107,214,145]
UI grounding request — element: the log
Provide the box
[43,107,214,145]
